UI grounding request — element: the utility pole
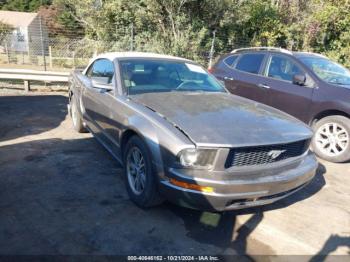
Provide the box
[208,30,216,69]
[39,16,47,71]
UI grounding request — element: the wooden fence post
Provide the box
[39,16,47,71]
[24,80,30,92]
[5,43,10,64]
[72,51,75,69]
[49,46,53,69]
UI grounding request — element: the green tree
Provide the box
[3,0,350,68]
[1,0,51,12]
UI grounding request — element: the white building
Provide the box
[0,10,48,55]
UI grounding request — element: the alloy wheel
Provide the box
[315,122,349,157]
[71,100,79,128]
[126,146,146,195]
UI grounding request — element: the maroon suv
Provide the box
[211,47,350,163]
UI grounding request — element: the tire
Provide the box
[123,135,163,208]
[70,96,86,133]
[311,115,350,163]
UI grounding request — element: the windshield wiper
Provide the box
[329,82,350,86]
[171,89,205,92]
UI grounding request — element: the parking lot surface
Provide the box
[0,91,349,258]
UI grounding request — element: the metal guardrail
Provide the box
[0,68,69,91]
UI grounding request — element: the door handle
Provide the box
[258,83,270,89]
[224,76,234,81]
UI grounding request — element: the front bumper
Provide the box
[159,152,318,211]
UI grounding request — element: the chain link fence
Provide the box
[0,14,257,72]
[0,15,260,71]
[0,14,132,71]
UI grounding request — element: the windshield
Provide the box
[299,56,350,85]
[119,59,225,95]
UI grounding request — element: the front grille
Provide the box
[225,139,309,168]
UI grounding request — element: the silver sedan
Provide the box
[68,52,318,211]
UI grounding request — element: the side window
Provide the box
[235,53,265,74]
[223,55,238,67]
[267,55,304,82]
[87,59,115,84]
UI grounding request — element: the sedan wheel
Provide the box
[126,147,146,195]
[312,115,350,163]
[123,136,164,208]
[70,96,85,133]
[71,98,79,127]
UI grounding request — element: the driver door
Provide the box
[82,59,118,141]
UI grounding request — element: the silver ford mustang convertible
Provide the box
[68,52,318,211]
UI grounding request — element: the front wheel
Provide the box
[123,136,163,208]
[312,115,350,163]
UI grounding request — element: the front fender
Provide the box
[120,102,194,179]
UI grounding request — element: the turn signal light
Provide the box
[170,178,214,193]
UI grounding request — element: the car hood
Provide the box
[131,92,313,147]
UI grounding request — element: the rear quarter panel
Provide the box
[69,71,87,111]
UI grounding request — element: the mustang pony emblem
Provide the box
[267,150,286,159]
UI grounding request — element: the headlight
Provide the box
[177,148,217,168]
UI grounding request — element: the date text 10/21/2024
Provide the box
[127,256,220,261]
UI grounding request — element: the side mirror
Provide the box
[92,79,113,92]
[292,74,306,86]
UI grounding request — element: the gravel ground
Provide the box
[0,91,349,259]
